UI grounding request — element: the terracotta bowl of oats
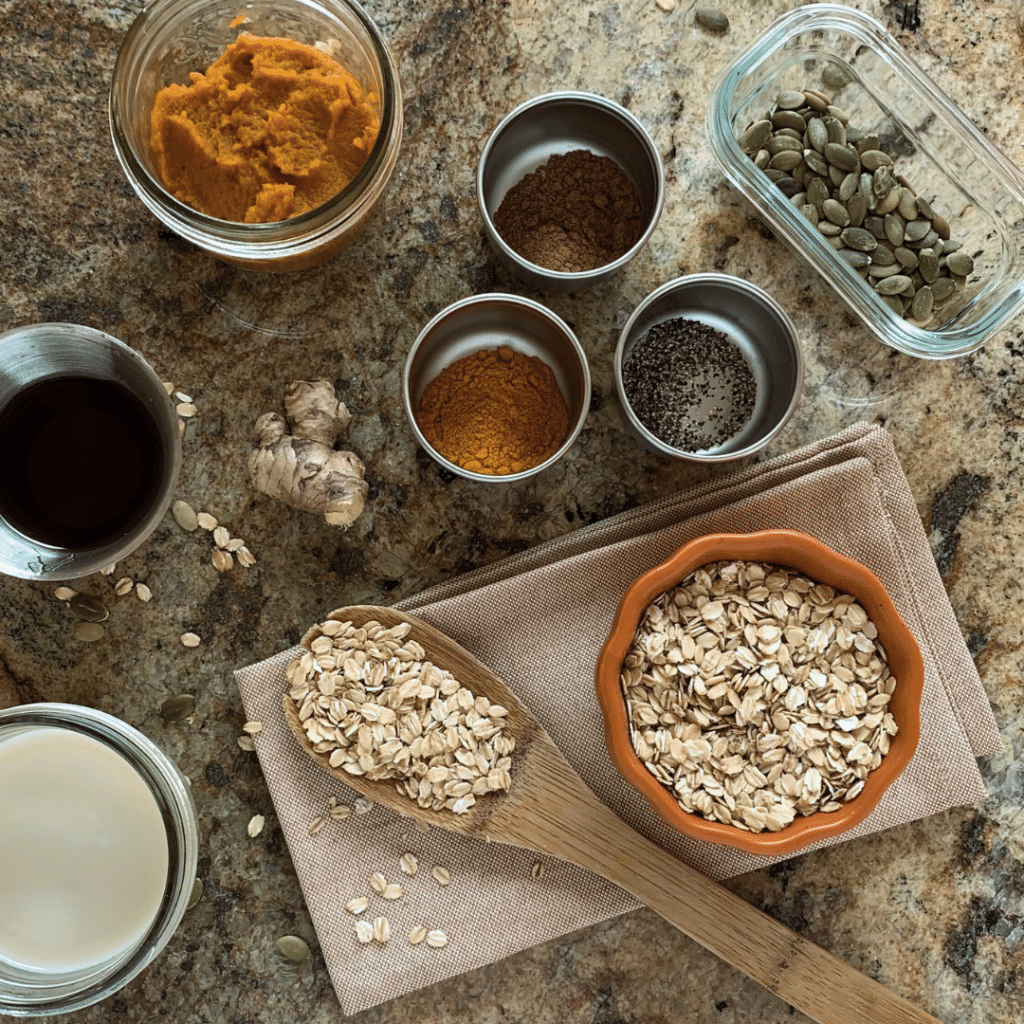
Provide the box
[594,530,924,856]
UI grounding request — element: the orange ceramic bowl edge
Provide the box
[594,530,925,856]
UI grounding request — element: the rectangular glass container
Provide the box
[707,4,1024,359]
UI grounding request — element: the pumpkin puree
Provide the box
[150,33,379,223]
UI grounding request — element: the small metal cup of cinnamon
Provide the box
[477,92,665,292]
[403,295,591,482]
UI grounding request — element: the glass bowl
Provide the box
[110,0,402,273]
[707,3,1024,359]
[0,704,198,1016]
[594,530,924,856]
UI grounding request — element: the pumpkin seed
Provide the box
[72,621,105,642]
[859,149,893,171]
[894,246,919,269]
[918,249,940,283]
[160,694,196,724]
[912,285,935,320]
[772,110,806,132]
[846,193,867,227]
[70,594,108,622]
[875,274,913,295]
[946,251,975,276]
[823,142,857,172]
[870,246,896,267]
[840,227,877,252]
[822,198,850,227]
[740,119,772,153]
[172,500,198,532]
[884,213,905,247]
[695,6,729,32]
[822,63,852,89]
[897,188,919,221]
[775,90,807,110]
[276,935,312,962]
[931,276,957,302]
[836,249,871,268]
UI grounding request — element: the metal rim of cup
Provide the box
[0,703,199,1016]
[0,323,182,581]
[613,273,804,462]
[402,293,592,482]
[476,91,666,287]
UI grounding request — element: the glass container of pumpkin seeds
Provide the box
[707,3,1024,359]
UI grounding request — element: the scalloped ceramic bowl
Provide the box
[594,530,924,856]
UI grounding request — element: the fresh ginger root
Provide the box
[248,379,367,527]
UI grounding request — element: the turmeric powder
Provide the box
[150,33,379,223]
[417,346,570,476]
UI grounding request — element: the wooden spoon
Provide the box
[282,605,943,1024]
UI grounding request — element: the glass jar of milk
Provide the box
[0,704,198,1016]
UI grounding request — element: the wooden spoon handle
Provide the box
[518,790,944,1024]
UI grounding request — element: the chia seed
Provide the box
[621,317,757,452]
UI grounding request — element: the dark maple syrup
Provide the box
[0,375,164,549]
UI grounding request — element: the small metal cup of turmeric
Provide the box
[403,295,591,482]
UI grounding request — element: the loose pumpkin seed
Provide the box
[72,621,104,642]
[69,594,108,622]
[160,693,195,724]
[695,6,730,32]
[276,935,311,962]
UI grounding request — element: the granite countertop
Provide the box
[2,0,1024,1021]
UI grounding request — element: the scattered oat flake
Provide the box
[226,538,245,551]
[656,0,675,9]
[237,734,255,751]
[100,563,116,576]
[242,721,263,734]
[399,853,419,876]
[160,693,195,724]
[382,884,403,900]
[237,546,257,568]
[345,896,370,915]
[248,814,265,837]
[431,866,451,886]
[329,803,353,820]
[174,391,193,404]
[308,816,326,836]
[212,549,233,572]
[213,526,230,548]
[353,798,373,815]
[369,872,387,894]
[178,418,186,438]
[176,402,197,417]
[163,381,175,395]
[114,577,134,596]
[180,632,201,647]
[355,920,374,944]
[136,583,153,602]
[531,862,545,880]
[54,586,76,601]
[196,512,218,531]
[372,917,390,943]
[408,925,427,945]
[426,929,448,948]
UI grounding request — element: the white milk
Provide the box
[0,726,169,972]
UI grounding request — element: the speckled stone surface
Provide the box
[1,1,1023,1021]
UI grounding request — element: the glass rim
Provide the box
[706,3,1024,359]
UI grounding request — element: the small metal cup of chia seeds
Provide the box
[614,274,803,462]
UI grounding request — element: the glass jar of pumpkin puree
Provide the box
[110,0,402,273]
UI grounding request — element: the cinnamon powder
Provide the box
[493,149,643,273]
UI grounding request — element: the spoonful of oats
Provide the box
[283,605,941,1024]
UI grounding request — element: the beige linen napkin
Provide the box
[234,422,1001,1015]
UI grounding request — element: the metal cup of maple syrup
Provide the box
[0,323,181,580]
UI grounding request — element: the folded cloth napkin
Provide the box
[234,422,1001,1015]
